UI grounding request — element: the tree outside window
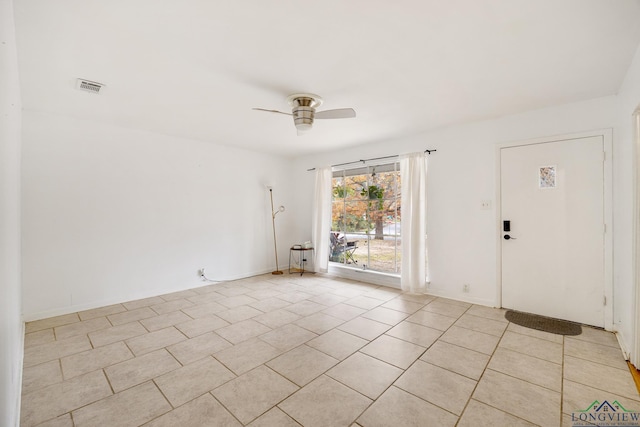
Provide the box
[331,162,401,274]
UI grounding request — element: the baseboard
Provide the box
[23,267,282,322]
[13,320,25,427]
[615,328,631,360]
[327,266,497,308]
[425,287,496,307]
[628,361,640,394]
[327,265,401,289]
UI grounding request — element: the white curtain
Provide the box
[400,152,428,293]
[311,166,333,273]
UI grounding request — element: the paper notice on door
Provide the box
[539,165,556,189]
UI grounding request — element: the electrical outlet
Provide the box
[480,200,492,210]
[198,268,205,277]
[463,284,470,293]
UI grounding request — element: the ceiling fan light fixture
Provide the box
[295,122,313,132]
[253,93,355,134]
[292,104,315,131]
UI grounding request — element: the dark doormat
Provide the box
[505,310,582,336]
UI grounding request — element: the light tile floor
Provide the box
[21,273,640,426]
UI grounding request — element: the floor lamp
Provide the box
[269,188,285,275]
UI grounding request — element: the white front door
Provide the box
[501,136,605,327]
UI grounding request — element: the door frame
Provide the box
[633,107,640,367]
[495,129,613,330]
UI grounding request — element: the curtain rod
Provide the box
[307,149,436,172]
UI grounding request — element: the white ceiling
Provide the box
[13,0,640,157]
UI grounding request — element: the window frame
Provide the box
[330,161,402,275]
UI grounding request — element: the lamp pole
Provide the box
[270,188,284,275]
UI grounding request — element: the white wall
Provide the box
[612,42,640,356]
[0,0,23,425]
[22,112,295,319]
[292,96,617,308]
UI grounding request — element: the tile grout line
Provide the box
[254,297,430,424]
[206,391,247,427]
[349,301,472,423]
[450,304,496,425]
[454,318,543,426]
[496,329,564,365]
[102,367,115,395]
[23,274,635,426]
[563,351,632,372]
[151,377,177,411]
[243,365,302,425]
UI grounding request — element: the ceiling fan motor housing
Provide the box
[292,105,314,131]
[289,94,322,132]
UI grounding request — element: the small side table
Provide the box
[289,247,314,275]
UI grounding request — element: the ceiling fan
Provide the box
[253,93,356,134]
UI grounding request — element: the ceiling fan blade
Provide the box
[252,108,292,116]
[314,108,356,119]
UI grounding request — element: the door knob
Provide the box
[503,234,516,240]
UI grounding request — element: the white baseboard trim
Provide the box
[13,321,24,427]
[614,328,631,361]
[327,266,497,309]
[327,265,401,289]
[22,267,281,322]
[425,287,496,307]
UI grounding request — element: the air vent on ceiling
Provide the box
[76,79,105,94]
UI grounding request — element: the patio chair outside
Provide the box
[330,232,358,264]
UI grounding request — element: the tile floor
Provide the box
[21,273,640,426]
